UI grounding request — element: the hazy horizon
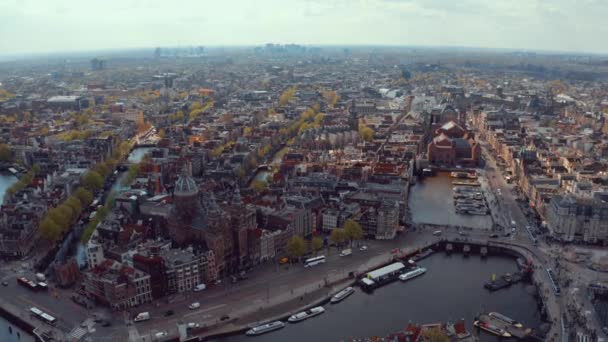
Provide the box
[1,0,607,56]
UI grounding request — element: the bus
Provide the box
[17,277,38,290]
[304,256,326,268]
[30,307,57,326]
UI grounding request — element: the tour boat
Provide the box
[399,267,427,281]
[488,312,524,328]
[330,287,355,304]
[288,306,325,323]
[245,321,285,336]
[474,320,511,337]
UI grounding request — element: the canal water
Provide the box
[0,317,35,342]
[217,253,541,342]
[0,173,18,204]
[75,147,153,265]
[409,172,493,229]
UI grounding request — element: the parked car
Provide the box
[359,245,368,251]
[193,283,206,292]
[489,234,499,238]
[220,315,230,321]
[164,310,174,317]
[187,322,201,329]
[1,281,8,286]
[189,302,201,310]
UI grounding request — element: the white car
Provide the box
[193,283,206,292]
[189,302,200,310]
[154,331,168,339]
[359,245,368,251]
[187,322,201,329]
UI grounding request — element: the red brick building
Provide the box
[427,121,480,166]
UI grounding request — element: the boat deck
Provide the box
[477,314,532,339]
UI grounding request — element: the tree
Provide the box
[243,127,253,136]
[65,196,83,221]
[47,207,70,231]
[330,228,346,247]
[358,123,374,142]
[279,86,297,106]
[82,170,104,190]
[74,187,93,206]
[0,143,11,162]
[93,162,111,179]
[322,90,339,108]
[311,236,323,256]
[286,236,306,261]
[57,205,75,225]
[344,219,364,247]
[40,217,62,241]
[250,180,268,193]
[421,328,450,342]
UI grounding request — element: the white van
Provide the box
[134,312,150,322]
[432,230,442,236]
[188,302,200,310]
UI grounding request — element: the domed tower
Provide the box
[174,171,198,219]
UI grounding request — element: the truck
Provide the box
[340,248,352,257]
[134,312,150,322]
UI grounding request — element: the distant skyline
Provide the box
[1,0,607,56]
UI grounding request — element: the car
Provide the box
[503,232,511,237]
[458,231,468,236]
[279,257,289,264]
[189,302,200,310]
[1,281,8,286]
[193,283,206,292]
[164,310,174,317]
[187,322,201,329]
[359,245,368,251]
[220,315,230,321]
[489,234,499,238]
[101,321,111,327]
[154,331,168,339]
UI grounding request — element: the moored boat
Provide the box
[488,312,524,328]
[331,287,355,304]
[474,320,511,337]
[288,306,325,323]
[245,321,285,336]
[399,267,427,281]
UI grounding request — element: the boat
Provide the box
[474,320,511,337]
[288,306,325,323]
[331,287,355,304]
[489,312,524,328]
[245,321,285,336]
[412,249,434,262]
[399,267,427,281]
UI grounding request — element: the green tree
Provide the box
[286,236,306,262]
[0,143,12,162]
[93,162,111,178]
[250,180,268,193]
[330,228,346,247]
[82,170,104,190]
[40,217,62,241]
[74,187,93,206]
[311,236,323,256]
[47,207,70,231]
[65,196,83,221]
[344,219,364,247]
[121,163,140,186]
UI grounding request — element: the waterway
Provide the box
[0,316,35,342]
[217,253,542,342]
[410,172,493,229]
[0,173,18,204]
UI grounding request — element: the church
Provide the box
[427,120,481,167]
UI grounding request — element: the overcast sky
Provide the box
[1,0,607,55]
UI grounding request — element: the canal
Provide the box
[0,173,18,204]
[216,253,542,342]
[409,171,493,229]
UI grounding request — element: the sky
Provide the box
[1,0,607,56]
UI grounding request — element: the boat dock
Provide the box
[476,314,532,339]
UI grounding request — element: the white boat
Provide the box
[245,321,285,336]
[488,312,523,328]
[330,287,355,304]
[399,267,427,281]
[288,306,325,323]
